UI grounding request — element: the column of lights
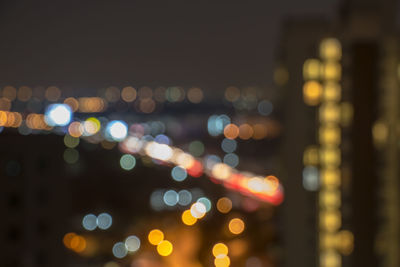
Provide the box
[303,38,352,267]
[318,38,343,267]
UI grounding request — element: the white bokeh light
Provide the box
[125,235,141,252]
[45,104,72,126]
[106,120,128,141]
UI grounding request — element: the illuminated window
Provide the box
[320,38,342,61]
[303,81,322,106]
[303,59,321,80]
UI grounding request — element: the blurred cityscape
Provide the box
[1,1,400,267]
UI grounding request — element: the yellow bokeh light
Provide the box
[336,230,354,255]
[224,124,239,140]
[320,38,342,61]
[319,189,341,209]
[319,124,341,145]
[320,147,341,168]
[212,243,228,257]
[303,81,322,106]
[6,112,15,127]
[148,229,164,245]
[323,82,341,102]
[320,233,337,250]
[303,59,321,80]
[320,210,341,232]
[182,210,198,226]
[84,117,101,135]
[320,250,341,267]
[228,218,245,235]
[320,169,341,188]
[214,254,230,267]
[121,86,137,102]
[372,121,388,146]
[216,197,232,214]
[0,111,7,126]
[157,240,173,256]
[319,103,340,123]
[322,62,341,81]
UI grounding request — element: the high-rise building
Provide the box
[278,1,400,267]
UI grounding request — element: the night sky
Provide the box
[0,0,339,90]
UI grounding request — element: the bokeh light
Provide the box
[228,218,245,235]
[214,254,231,267]
[187,87,204,103]
[82,214,97,231]
[64,134,80,148]
[148,229,164,245]
[112,242,128,259]
[221,138,237,153]
[121,86,137,102]
[163,190,179,206]
[224,124,239,140]
[120,154,136,171]
[171,166,187,182]
[190,202,206,219]
[97,213,112,230]
[224,86,240,102]
[212,243,228,257]
[64,148,79,164]
[257,100,273,116]
[106,120,128,141]
[125,235,141,253]
[157,240,173,256]
[45,104,72,126]
[182,210,198,226]
[217,197,232,213]
[178,190,192,206]
[223,153,239,168]
[189,140,205,157]
[197,197,212,212]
